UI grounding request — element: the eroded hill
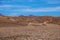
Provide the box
[0,16,60,26]
[0,16,60,40]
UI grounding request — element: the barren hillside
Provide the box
[0,16,60,40]
[0,16,60,26]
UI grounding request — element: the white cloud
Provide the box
[43,0,60,4]
[0,5,28,7]
[0,5,60,13]
[1,0,60,4]
[0,0,33,2]
[0,5,30,10]
[13,0,33,2]
[21,6,60,12]
[28,0,33,2]
[7,6,60,12]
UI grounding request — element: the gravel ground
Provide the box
[0,24,60,40]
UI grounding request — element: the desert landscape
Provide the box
[0,16,60,40]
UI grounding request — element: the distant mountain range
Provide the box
[0,13,4,16]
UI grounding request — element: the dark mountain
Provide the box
[0,13,4,16]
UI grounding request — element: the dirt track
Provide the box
[0,24,60,40]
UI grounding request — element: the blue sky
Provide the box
[0,0,60,16]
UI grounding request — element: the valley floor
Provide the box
[0,24,60,40]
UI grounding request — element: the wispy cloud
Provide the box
[0,0,33,2]
[21,6,60,12]
[7,7,60,12]
[0,5,28,7]
[0,5,60,12]
[0,5,30,11]
[0,0,60,16]
[43,0,60,4]
[1,0,60,4]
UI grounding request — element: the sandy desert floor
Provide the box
[0,23,60,40]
